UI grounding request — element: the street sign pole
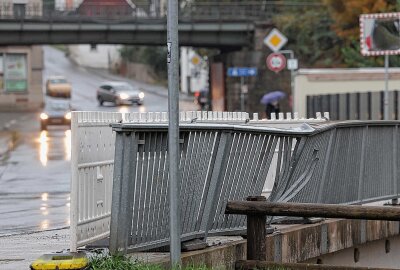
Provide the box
[240,76,244,111]
[384,54,389,120]
[167,0,181,265]
[279,50,296,112]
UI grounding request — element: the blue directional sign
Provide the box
[227,67,258,77]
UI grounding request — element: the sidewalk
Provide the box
[0,228,70,270]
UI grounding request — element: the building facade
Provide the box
[0,46,44,111]
[0,0,42,17]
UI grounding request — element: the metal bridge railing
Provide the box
[71,111,400,254]
[107,111,329,253]
[70,111,327,253]
[1,1,324,22]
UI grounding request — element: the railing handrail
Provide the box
[1,1,325,22]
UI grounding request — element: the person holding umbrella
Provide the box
[260,90,286,119]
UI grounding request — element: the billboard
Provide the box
[360,13,400,56]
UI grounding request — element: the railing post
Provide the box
[246,196,267,261]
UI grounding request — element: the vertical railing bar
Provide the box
[124,132,138,251]
[149,132,165,241]
[393,126,398,198]
[278,137,293,183]
[202,131,232,233]
[70,112,80,252]
[160,136,171,239]
[236,134,265,227]
[184,131,209,234]
[249,134,271,194]
[109,131,126,253]
[210,132,236,231]
[357,127,368,202]
[317,130,336,203]
[188,131,213,233]
[138,132,151,244]
[256,136,279,202]
[274,137,284,186]
[176,131,190,236]
[180,131,197,233]
[143,132,158,242]
[196,132,219,232]
[156,132,169,240]
[132,132,145,246]
[226,133,254,228]
[216,133,244,230]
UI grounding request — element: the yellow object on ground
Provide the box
[30,252,89,270]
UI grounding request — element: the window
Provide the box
[4,53,28,93]
[101,85,111,91]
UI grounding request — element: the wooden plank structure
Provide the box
[225,197,400,270]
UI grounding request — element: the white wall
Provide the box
[294,68,400,117]
[68,45,121,69]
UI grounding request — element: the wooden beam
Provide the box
[236,260,398,270]
[225,201,400,221]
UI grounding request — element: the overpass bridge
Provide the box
[0,1,323,48]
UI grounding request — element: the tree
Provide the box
[273,3,342,67]
[119,46,168,78]
[324,0,400,67]
[324,0,398,42]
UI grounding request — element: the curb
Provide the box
[87,67,194,102]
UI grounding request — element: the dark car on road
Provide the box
[97,81,144,106]
[40,98,72,131]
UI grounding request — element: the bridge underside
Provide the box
[0,20,254,48]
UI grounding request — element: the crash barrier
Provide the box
[70,111,328,252]
[226,197,400,269]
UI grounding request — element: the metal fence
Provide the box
[307,90,400,121]
[2,1,324,22]
[70,111,327,252]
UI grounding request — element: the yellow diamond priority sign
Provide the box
[264,28,288,52]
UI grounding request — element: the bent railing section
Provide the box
[269,122,400,206]
[108,120,313,253]
[72,111,400,254]
[109,120,400,253]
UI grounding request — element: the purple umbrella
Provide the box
[260,91,286,105]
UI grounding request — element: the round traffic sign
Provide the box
[266,53,286,73]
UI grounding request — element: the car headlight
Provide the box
[139,92,145,99]
[65,112,72,120]
[119,93,129,100]
[40,113,49,120]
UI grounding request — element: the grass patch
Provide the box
[89,254,215,270]
[89,254,290,270]
[90,255,153,270]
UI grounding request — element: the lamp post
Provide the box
[167,0,181,265]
